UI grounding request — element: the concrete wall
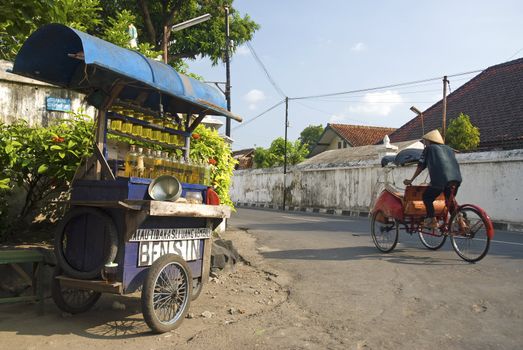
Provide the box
[231,149,523,226]
[0,60,96,125]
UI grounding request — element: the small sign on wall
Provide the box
[46,97,71,112]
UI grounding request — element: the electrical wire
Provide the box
[233,99,286,130]
[246,42,286,98]
[289,69,484,101]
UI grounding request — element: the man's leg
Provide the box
[423,186,442,227]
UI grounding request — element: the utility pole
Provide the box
[442,75,448,141]
[225,6,232,137]
[282,97,289,211]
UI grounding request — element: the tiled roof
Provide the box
[232,148,255,157]
[330,124,397,147]
[389,58,523,150]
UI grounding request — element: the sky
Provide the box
[188,0,523,151]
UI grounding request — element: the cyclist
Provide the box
[403,129,462,228]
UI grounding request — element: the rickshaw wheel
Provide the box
[141,254,192,333]
[55,207,118,280]
[51,267,101,314]
[191,278,203,301]
[371,210,399,253]
[449,207,490,263]
[418,222,447,250]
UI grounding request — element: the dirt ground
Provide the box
[0,230,305,350]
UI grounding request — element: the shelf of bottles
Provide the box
[123,145,212,186]
[106,103,212,186]
[107,104,187,150]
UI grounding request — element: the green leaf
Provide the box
[59,152,66,159]
[37,164,48,174]
[50,145,63,150]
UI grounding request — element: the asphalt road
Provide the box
[229,207,523,349]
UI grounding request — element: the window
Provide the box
[343,141,348,148]
[337,141,342,149]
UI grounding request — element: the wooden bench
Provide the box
[0,249,45,314]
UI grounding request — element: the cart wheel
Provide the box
[141,254,192,333]
[191,278,204,301]
[371,210,399,253]
[51,267,101,314]
[55,207,118,280]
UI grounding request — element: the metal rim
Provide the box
[152,262,190,325]
[450,208,490,262]
[371,211,398,252]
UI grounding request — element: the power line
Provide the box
[233,99,286,130]
[290,69,484,101]
[507,47,523,61]
[246,42,286,98]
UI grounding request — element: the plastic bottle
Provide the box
[124,145,138,177]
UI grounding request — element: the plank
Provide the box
[56,275,123,294]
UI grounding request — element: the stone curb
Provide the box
[234,202,523,232]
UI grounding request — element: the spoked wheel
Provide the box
[141,254,192,333]
[191,278,204,301]
[449,207,490,263]
[371,211,399,253]
[51,267,101,314]
[418,221,447,250]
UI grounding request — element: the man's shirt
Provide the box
[418,144,462,189]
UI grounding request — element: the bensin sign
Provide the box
[130,228,211,267]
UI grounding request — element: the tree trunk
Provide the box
[137,0,157,48]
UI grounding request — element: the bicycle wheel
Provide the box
[51,267,101,314]
[418,224,447,250]
[449,207,490,263]
[371,211,399,253]
[141,254,192,333]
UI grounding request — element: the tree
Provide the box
[446,113,480,151]
[0,0,102,60]
[254,137,308,168]
[299,124,324,152]
[101,0,259,65]
[1,0,259,70]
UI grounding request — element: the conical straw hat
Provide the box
[422,129,444,144]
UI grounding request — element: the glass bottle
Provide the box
[152,117,162,141]
[153,150,163,178]
[121,109,133,134]
[132,112,143,137]
[109,106,123,131]
[143,148,155,178]
[135,147,145,177]
[124,145,138,178]
[162,152,172,176]
[143,114,153,140]
[204,162,212,186]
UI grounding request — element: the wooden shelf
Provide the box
[56,275,123,294]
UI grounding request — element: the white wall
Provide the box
[231,149,523,225]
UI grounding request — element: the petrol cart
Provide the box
[12,24,242,333]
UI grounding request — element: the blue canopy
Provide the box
[12,24,241,121]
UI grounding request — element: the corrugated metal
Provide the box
[12,24,241,121]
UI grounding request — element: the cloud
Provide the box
[244,89,266,110]
[327,90,404,124]
[347,90,403,116]
[351,42,366,52]
[235,45,250,56]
